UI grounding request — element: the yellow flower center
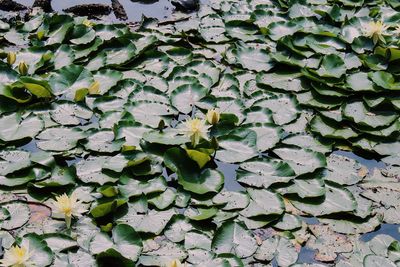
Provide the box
[55,194,75,217]
[82,19,94,27]
[182,118,209,147]
[364,21,388,44]
[167,259,183,267]
[371,22,383,33]
[187,119,203,134]
[0,245,31,266]
[11,246,27,264]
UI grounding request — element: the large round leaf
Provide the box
[290,183,357,216]
[0,113,43,142]
[215,129,258,163]
[49,65,94,98]
[211,221,257,258]
[273,147,327,176]
[170,83,209,114]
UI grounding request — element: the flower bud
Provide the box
[18,61,28,75]
[206,108,220,125]
[37,30,45,40]
[42,52,52,62]
[7,51,16,65]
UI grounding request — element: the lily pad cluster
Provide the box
[0,0,399,266]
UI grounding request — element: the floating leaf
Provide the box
[212,221,257,258]
[0,113,43,142]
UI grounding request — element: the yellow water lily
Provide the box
[166,259,185,267]
[180,118,210,147]
[363,21,389,44]
[52,192,87,228]
[0,244,33,267]
[206,108,220,125]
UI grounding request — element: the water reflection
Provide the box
[300,216,319,225]
[215,160,244,192]
[15,0,210,21]
[20,139,41,153]
[15,0,173,21]
[360,223,400,242]
[332,150,386,172]
[66,156,82,166]
[15,0,181,21]
[296,246,322,265]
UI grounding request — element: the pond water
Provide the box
[215,160,245,192]
[296,246,322,265]
[360,223,400,242]
[15,0,202,21]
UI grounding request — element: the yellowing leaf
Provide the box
[88,81,100,95]
[74,88,88,102]
[185,149,211,168]
[23,83,51,98]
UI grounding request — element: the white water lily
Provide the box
[0,244,33,267]
[363,21,389,44]
[206,108,221,125]
[52,192,87,228]
[180,118,210,147]
[82,19,95,28]
[166,259,185,267]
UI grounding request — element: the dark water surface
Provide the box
[15,0,194,21]
[361,223,400,242]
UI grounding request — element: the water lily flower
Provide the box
[363,21,388,44]
[52,192,87,228]
[7,52,16,65]
[0,244,33,267]
[82,19,95,28]
[206,108,220,125]
[180,118,210,147]
[166,259,185,267]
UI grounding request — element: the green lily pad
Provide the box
[0,113,43,142]
[212,221,257,258]
[164,147,224,195]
